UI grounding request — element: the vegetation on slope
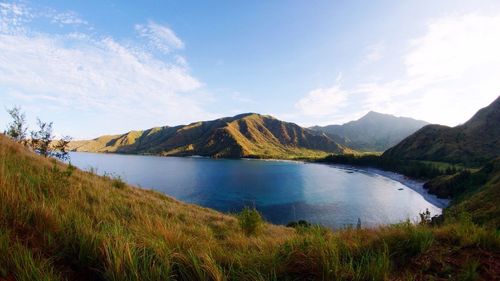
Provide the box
[310,111,428,152]
[319,96,500,231]
[383,96,500,166]
[319,146,500,229]
[69,113,350,159]
[318,154,460,180]
[444,157,500,228]
[1,134,500,280]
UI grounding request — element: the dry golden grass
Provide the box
[1,134,499,281]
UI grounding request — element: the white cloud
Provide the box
[0,2,213,138]
[296,13,500,126]
[135,21,184,53]
[295,86,348,117]
[0,2,32,33]
[48,10,88,26]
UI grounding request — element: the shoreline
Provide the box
[326,163,450,209]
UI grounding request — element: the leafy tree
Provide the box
[5,106,28,144]
[30,118,54,157]
[30,118,71,161]
[5,106,72,161]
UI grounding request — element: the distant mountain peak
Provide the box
[364,110,383,116]
[310,112,429,152]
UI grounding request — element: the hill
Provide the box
[383,96,500,166]
[1,134,499,280]
[69,113,349,159]
[311,111,428,152]
[424,157,500,226]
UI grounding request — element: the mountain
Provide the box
[383,96,500,165]
[310,111,429,152]
[69,113,349,159]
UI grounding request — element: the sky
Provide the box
[1,0,500,139]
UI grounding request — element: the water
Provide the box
[69,152,442,229]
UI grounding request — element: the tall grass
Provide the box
[0,134,499,280]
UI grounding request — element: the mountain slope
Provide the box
[2,134,499,280]
[70,113,349,159]
[311,111,428,152]
[383,96,500,165]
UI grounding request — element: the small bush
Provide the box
[103,172,126,189]
[286,220,311,228]
[111,177,126,189]
[238,207,263,236]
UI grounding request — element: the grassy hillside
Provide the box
[1,134,500,280]
[69,113,350,159]
[441,157,500,227]
[311,111,428,152]
[383,96,500,166]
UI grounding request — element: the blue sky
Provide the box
[1,0,500,138]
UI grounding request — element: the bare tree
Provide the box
[5,106,28,144]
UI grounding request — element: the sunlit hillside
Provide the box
[1,134,499,280]
[69,113,351,159]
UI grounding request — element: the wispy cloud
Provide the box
[135,20,184,53]
[0,1,212,138]
[295,13,500,126]
[295,86,348,117]
[363,41,385,64]
[0,2,32,33]
[47,10,88,26]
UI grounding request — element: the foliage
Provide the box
[286,219,312,228]
[51,135,72,162]
[5,106,28,144]
[238,207,264,236]
[30,118,55,157]
[445,157,500,228]
[1,135,499,280]
[5,107,71,161]
[423,167,490,199]
[419,209,432,225]
[319,154,458,180]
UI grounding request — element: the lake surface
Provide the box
[69,152,442,228]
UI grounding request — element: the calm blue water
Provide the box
[69,152,442,228]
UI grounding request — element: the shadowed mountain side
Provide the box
[383,96,500,166]
[311,111,429,152]
[69,113,350,159]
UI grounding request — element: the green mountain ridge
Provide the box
[383,96,500,166]
[69,113,350,159]
[310,111,429,152]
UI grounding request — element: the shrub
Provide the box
[286,220,311,228]
[238,207,263,236]
[111,176,126,189]
[5,106,28,144]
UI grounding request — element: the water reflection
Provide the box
[69,152,442,229]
